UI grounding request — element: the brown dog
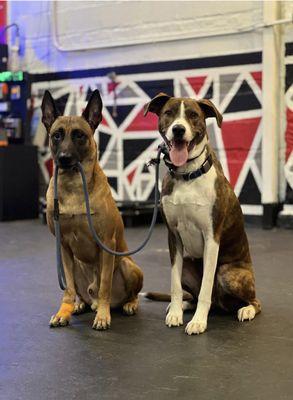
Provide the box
[144,93,261,335]
[42,90,143,330]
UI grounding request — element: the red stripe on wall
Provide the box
[221,117,261,188]
[0,0,7,43]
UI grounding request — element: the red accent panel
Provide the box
[251,71,262,89]
[100,114,109,127]
[127,168,137,184]
[126,108,158,131]
[186,76,207,95]
[285,108,293,161]
[45,158,53,178]
[0,1,7,44]
[108,82,119,93]
[221,117,261,188]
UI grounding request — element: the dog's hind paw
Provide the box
[123,298,139,315]
[238,305,256,322]
[91,301,98,311]
[73,301,86,315]
[185,318,207,335]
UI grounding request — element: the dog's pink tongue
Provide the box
[170,142,188,167]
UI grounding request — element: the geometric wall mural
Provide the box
[31,52,263,214]
[284,44,293,206]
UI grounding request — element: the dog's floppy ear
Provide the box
[41,90,60,132]
[197,99,222,128]
[82,89,103,132]
[144,92,171,116]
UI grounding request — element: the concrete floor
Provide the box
[0,220,293,400]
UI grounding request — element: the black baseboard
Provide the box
[244,215,262,226]
[277,214,293,229]
[262,203,281,229]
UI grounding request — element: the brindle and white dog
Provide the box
[144,93,261,335]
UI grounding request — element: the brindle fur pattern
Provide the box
[42,90,143,329]
[148,93,261,318]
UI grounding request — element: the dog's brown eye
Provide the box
[164,110,172,116]
[52,130,63,141]
[190,112,198,119]
[72,130,86,140]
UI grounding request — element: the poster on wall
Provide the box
[31,52,263,215]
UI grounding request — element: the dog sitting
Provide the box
[144,93,261,335]
[42,89,143,330]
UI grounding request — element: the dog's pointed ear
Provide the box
[197,99,222,128]
[144,92,171,116]
[82,89,103,132]
[41,90,60,132]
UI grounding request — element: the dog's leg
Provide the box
[50,246,76,327]
[165,231,184,327]
[120,257,143,316]
[92,238,115,330]
[216,263,261,321]
[185,235,219,335]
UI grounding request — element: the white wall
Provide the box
[8,1,263,74]
[283,0,293,43]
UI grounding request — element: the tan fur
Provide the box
[44,92,143,330]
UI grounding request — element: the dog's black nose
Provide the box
[58,152,75,168]
[172,124,186,138]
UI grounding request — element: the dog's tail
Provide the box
[140,291,193,302]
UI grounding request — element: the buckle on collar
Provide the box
[183,171,194,181]
[169,169,176,178]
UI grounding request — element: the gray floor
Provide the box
[0,220,293,400]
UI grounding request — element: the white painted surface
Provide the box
[52,1,263,50]
[8,1,263,73]
[261,1,282,204]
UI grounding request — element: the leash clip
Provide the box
[147,158,159,168]
[147,143,166,168]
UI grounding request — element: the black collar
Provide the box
[147,142,213,182]
[165,152,213,181]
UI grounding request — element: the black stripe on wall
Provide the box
[31,51,262,83]
[285,42,293,57]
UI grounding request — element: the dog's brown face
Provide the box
[41,90,103,170]
[144,93,222,166]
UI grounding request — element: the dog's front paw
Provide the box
[49,314,70,327]
[92,309,111,330]
[49,303,74,328]
[165,306,183,327]
[185,318,207,335]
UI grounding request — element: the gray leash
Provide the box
[53,166,67,290]
[53,145,164,290]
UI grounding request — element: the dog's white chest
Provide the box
[162,168,217,258]
[177,216,204,258]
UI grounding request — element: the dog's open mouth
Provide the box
[57,161,78,171]
[169,139,196,167]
